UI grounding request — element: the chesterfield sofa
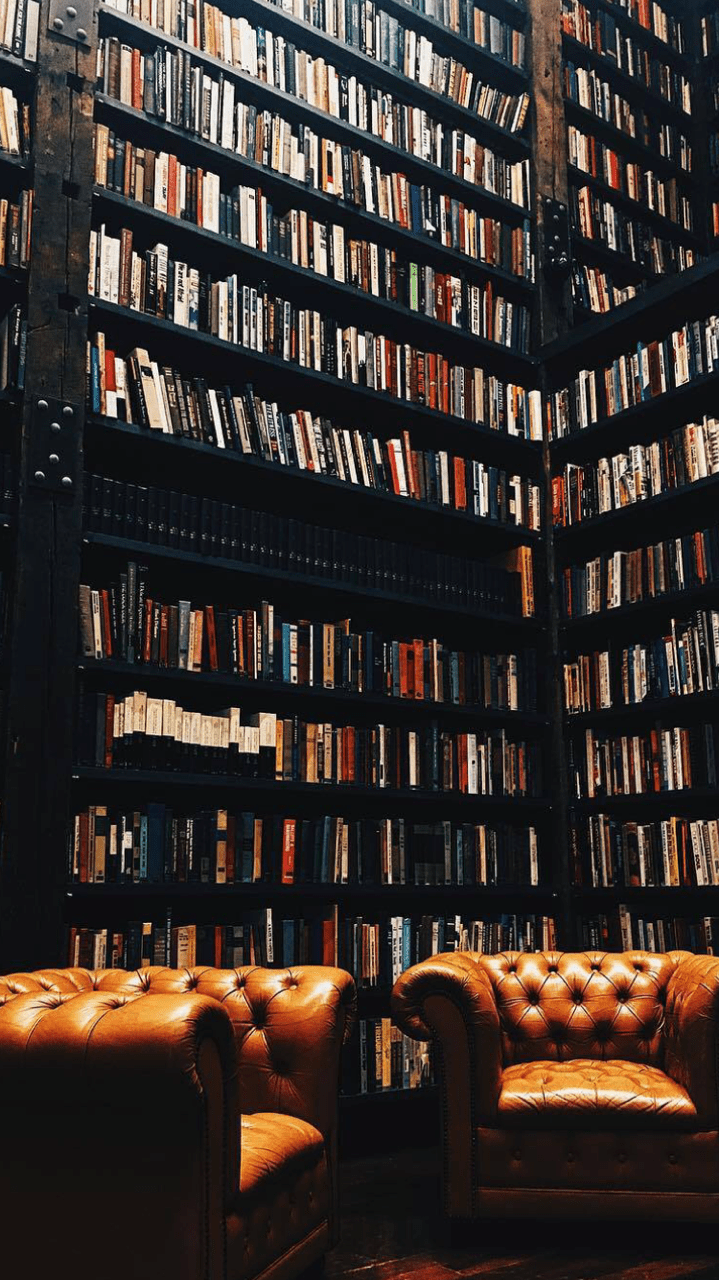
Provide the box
[0,963,355,1280]
[392,948,719,1222]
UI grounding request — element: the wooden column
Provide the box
[0,13,96,970]
[526,0,575,947]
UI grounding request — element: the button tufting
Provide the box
[573,991,583,1003]
[513,1149,522,1160]
[566,1152,575,1163]
[668,1153,678,1164]
[618,1153,627,1163]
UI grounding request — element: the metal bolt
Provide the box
[61,476,73,488]
[38,399,48,411]
[62,404,73,418]
[66,4,76,13]
[34,470,46,482]
[77,26,87,38]
[49,454,60,464]
[53,15,64,28]
[50,421,61,433]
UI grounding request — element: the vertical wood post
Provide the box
[0,12,96,970]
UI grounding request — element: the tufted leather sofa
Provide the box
[0,964,355,1280]
[392,949,719,1222]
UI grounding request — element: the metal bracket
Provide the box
[47,0,91,44]
[543,197,571,283]
[29,397,80,494]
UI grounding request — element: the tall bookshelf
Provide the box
[545,257,719,952]
[5,0,719,1127]
[560,0,702,324]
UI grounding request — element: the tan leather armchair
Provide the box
[392,949,719,1222]
[0,964,355,1280]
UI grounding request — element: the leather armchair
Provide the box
[0,964,355,1280]
[392,949,719,1221]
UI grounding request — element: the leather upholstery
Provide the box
[392,950,719,1221]
[498,1059,696,1128]
[0,965,355,1280]
[230,1114,329,1280]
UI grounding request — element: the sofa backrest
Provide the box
[478,951,676,1066]
[0,964,354,1140]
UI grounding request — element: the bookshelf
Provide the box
[6,0,719,1131]
[560,0,702,325]
[544,249,719,960]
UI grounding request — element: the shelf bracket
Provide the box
[47,0,91,45]
[28,397,81,494]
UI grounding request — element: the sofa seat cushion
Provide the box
[227,1113,329,1280]
[498,1059,697,1129]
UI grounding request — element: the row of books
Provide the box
[89,232,536,414]
[563,62,691,171]
[594,0,686,50]
[0,0,39,60]
[549,320,719,437]
[393,0,526,64]
[0,87,30,159]
[78,575,539,709]
[343,1017,433,1095]
[69,804,541,885]
[581,910,716,955]
[0,303,25,393]
[100,83,536,281]
[570,262,641,315]
[93,142,533,350]
[88,335,543,445]
[99,15,532,136]
[563,612,719,713]
[66,906,557,978]
[570,185,696,277]
[560,0,692,112]
[567,126,692,231]
[560,524,719,618]
[88,361,542,530]
[568,722,719,799]
[0,192,32,271]
[572,813,719,888]
[99,36,532,206]
[82,471,533,613]
[245,0,531,120]
[78,689,544,795]
[552,423,719,529]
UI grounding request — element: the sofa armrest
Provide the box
[391,952,502,1219]
[664,953,719,1125]
[0,989,238,1280]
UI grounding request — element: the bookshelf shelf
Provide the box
[82,531,544,630]
[91,188,536,369]
[84,417,542,535]
[552,474,719,553]
[561,580,719,635]
[93,95,536,299]
[561,33,692,126]
[591,0,692,69]
[0,151,30,177]
[564,690,719,730]
[66,880,554,898]
[573,788,719,814]
[547,370,719,466]
[97,4,532,160]
[569,234,660,286]
[88,300,543,459]
[77,658,549,730]
[563,99,694,182]
[72,765,553,810]
[566,164,698,245]
[572,884,719,899]
[0,49,36,86]
[544,257,719,367]
[97,7,533,225]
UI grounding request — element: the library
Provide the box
[2,0,719,1276]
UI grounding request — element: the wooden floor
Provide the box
[325,1147,719,1280]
